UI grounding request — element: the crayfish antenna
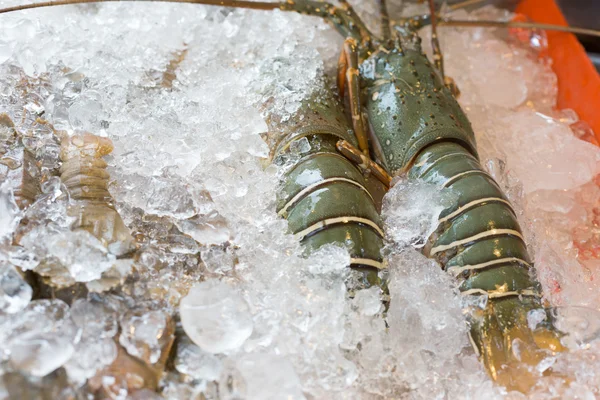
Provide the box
[376,0,391,41]
[439,19,600,39]
[0,0,377,43]
[447,0,487,11]
[0,0,281,15]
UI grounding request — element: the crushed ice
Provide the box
[0,1,598,399]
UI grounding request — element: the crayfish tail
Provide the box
[264,84,388,291]
[59,132,136,257]
[469,297,566,392]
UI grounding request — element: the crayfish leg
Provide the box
[339,38,370,156]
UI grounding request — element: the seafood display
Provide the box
[0,0,599,398]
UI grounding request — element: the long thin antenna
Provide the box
[376,0,391,41]
[428,0,445,77]
[440,18,600,39]
[2,1,598,40]
[337,0,375,42]
[0,0,376,42]
[448,0,486,11]
[0,0,281,14]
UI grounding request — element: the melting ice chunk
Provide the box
[119,309,171,364]
[305,244,350,275]
[219,354,305,400]
[0,262,32,313]
[499,110,600,193]
[176,212,231,246]
[64,337,117,384]
[382,180,455,248]
[45,230,117,282]
[68,90,104,132]
[174,336,223,381]
[352,286,382,317]
[0,182,20,243]
[201,246,235,275]
[1,299,79,377]
[551,306,600,349]
[180,281,253,354]
[386,250,468,360]
[70,298,119,338]
[527,308,548,331]
[66,300,118,383]
[289,137,311,155]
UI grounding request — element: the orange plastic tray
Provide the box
[516,0,600,143]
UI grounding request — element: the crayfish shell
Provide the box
[59,132,136,257]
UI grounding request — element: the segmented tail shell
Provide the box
[263,87,386,280]
[59,133,135,256]
[410,142,538,301]
[16,148,41,208]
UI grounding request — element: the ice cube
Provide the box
[180,281,253,354]
[352,286,382,317]
[0,262,32,313]
[382,180,455,248]
[0,181,20,243]
[119,309,173,364]
[1,299,80,377]
[45,230,116,282]
[174,336,223,381]
[219,354,305,400]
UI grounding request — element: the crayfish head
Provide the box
[468,297,567,393]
